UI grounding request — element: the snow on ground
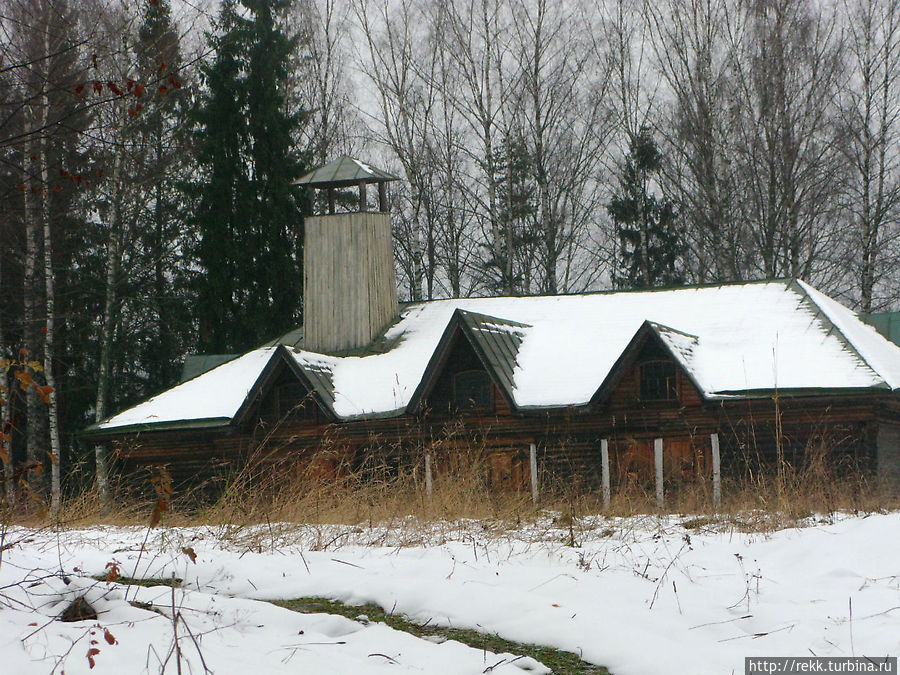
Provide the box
[2,512,899,674]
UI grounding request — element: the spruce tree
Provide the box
[134,0,192,393]
[608,127,685,289]
[190,0,307,354]
[482,132,537,295]
[243,0,308,341]
[191,0,249,354]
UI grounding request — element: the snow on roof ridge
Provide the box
[795,279,900,390]
[649,321,700,360]
[396,276,793,311]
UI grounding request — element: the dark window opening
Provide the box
[277,382,316,420]
[453,370,492,411]
[640,360,677,401]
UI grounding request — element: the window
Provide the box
[639,360,677,401]
[277,382,316,420]
[453,370,492,411]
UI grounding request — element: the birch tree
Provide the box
[509,0,613,293]
[647,0,747,281]
[726,0,845,280]
[0,248,13,507]
[293,0,362,164]
[353,0,438,300]
[438,0,517,294]
[837,0,900,311]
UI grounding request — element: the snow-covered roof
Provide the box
[95,347,278,431]
[92,279,900,433]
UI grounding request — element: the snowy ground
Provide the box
[1,512,898,674]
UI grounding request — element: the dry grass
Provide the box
[3,441,898,537]
[190,448,540,528]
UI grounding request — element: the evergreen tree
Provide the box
[133,0,192,394]
[608,127,685,289]
[191,0,249,354]
[482,131,537,295]
[190,0,308,354]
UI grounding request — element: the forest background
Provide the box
[1,0,898,508]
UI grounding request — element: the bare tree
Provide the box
[293,0,364,164]
[836,0,900,311]
[7,0,90,509]
[437,0,518,294]
[353,0,440,300]
[428,2,480,297]
[509,0,613,293]
[0,249,13,507]
[725,0,846,280]
[601,0,657,141]
[594,0,659,288]
[646,0,747,281]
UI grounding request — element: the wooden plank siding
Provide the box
[303,212,398,353]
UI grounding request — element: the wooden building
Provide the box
[82,158,900,502]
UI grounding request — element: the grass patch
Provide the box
[92,575,182,588]
[129,599,167,615]
[681,516,714,530]
[274,596,608,674]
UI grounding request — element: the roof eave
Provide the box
[80,417,234,440]
[706,385,892,400]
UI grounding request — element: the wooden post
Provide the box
[654,438,664,509]
[327,187,335,214]
[529,443,538,505]
[600,439,610,509]
[378,181,388,212]
[358,180,368,211]
[306,186,315,215]
[711,432,721,507]
[425,452,432,498]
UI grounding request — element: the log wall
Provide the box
[105,331,900,497]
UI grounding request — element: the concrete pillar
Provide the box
[711,432,721,507]
[601,439,611,509]
[654,438,664,509]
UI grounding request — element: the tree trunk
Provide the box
[94,142,124,507]
[504,134,515,293]
[22,137,44,496]
[0,252,14,508]
[38,33,61,514]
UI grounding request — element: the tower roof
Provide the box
[294,156,399,188]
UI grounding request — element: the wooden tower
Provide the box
[295,156,400,353]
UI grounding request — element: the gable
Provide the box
[253,368,323,425]
[407,310,522,415]
[603,336,704,410]
[457,310,526,397]
[231,345,336,426]
[417,333,509,415]
[590,321,705,409]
